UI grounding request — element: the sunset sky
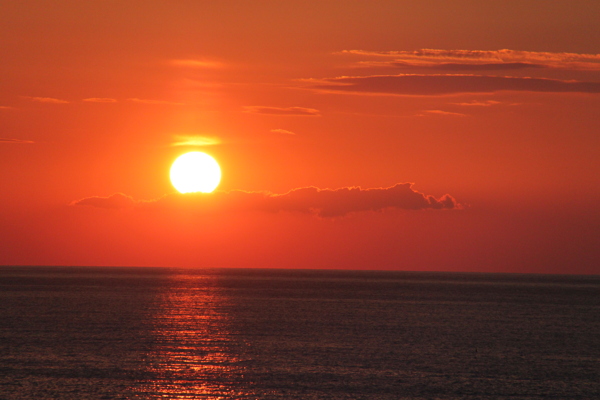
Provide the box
[1,1,599,274]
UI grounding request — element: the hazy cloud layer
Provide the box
[342,49,600,71]
[243,106,321,116]
[314,74,600,96]
[73,184,459,217]
[0,138,34,144]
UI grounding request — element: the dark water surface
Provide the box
[0,266,598,399]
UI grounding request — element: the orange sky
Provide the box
[1,1,599,274]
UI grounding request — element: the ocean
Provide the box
[0,266,598,399]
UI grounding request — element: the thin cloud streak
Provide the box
[244,106,321,116]
[313,74,600,96]
[0,138,35,144]
[342,49,600,71]
[171,135,221,147]
[360,61,550,71]
[270,129,296,135]
[128,98,185,105]
[417,110,466,117]
[83,98,118,103]
[71,193,136,209]
[453,100,501,106]
[342,49,600,62]
[25,96,69,104]
[170,59,224,68]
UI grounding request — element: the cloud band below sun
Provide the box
[72,183,459,217]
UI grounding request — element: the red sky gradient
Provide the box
[1,1,599,274]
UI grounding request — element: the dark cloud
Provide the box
[386,61,548,71]
[71,193,136,209]
[342,49,600,62]
[243,106,320,116]
[72,184,459,217]
[260,184,458,217]
[342,49,600,71]
[314,74,600,96]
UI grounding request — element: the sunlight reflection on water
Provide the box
[132,274,251,399]
[2,267,598,399]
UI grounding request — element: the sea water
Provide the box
[0,266,598,399]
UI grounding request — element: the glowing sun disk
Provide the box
[170,152,221,193]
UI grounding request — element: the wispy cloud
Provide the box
[312,74,600,96]
[341,49,600,71]
[452,100,501,106]
[0,106,14,110]
[171,135,221,147]
[243,106,321,116]
[343,48,600,62]
[359,60,550,71]
[0,138,34,144]
[25,96,69,104]
[83,98,118,103]
[170,59,224,68]
[128,98,185,105]
[417,110,466,117]
[72,183,460,217]
[270,129,296,135]
[71,193,136,209]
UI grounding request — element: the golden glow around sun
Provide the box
[170,152,221,193]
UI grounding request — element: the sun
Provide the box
[170,152,221,193]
